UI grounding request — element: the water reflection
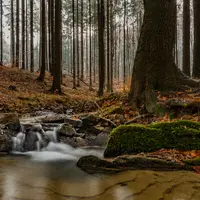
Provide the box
[0,156,200,200]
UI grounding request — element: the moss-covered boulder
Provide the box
[183,158,200,166]
[104,120,200,158]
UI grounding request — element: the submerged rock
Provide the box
[77,155,191,174]
[104,120,200,158]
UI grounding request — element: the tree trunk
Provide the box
[0,0,3,65]
[98,0,105,96]
[30,0,34,72]
[51,0,62,93]
[76,0,80,87]
[16,0,20,68]
[26,0,29,70]
[193,0,200,78]
[38,0,46,81]
[110,0,113,92]
[21,0,25,69]
[106,0,110,92]
[129,0,200,113]
[11,0,15,67]
[123,0,126,91]
[182,0,190,76]
[48,0,52,74]
[89,0,92,89]
[80,0,84,80]
[72,0,76,89]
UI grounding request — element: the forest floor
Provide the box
[1,65,200,123]
[0,66,99,115]
[2,66,200,172]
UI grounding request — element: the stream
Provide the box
[1,115,200,200]
[1,155,200,200]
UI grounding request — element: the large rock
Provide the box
[0,114,20,131]
[64,118,82,128]
[81,115,100,127]
[57,123,76,137]
[77,155,190,174]
[94,133,109,146]
[23,131,39,151]
[104,120,200,158]
[0,125,14,152]
[0,114,21,152]
[41,115,83,128]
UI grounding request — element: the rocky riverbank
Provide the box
[2,113,200,174]
[0,113,112,152]
[77,120,200,174]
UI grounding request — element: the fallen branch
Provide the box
[125,114,150,125]
[99,116,117,128]
[94,101,103,113]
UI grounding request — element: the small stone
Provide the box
[8,85,17,91]
[75,137,86,146]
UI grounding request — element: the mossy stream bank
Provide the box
[78,120,200,174]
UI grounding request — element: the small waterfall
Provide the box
[12,123,45,152]
[45,128,58,143]
[35,132,42,151]
[11,121,104,162]
[11,122,104,162]
[12,132,26,151]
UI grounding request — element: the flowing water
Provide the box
[0,155,200,200]
[2,117,200,200]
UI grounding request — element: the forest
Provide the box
[1,1,200,199]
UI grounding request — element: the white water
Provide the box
[45,128,58,143]
[13,142,103,162]
[12,123,104,162]
[12,132,26,151]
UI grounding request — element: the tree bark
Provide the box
[80,0,84,80]
[48,0,52,74]
[89,0,92,89]
[76,0,80,87]
[98,0,105,96]
[123,0,126,92]
[51,0,62,93]
[129,0,200,113]
[106,0,110,92]
[11,0,15,67]
[26,0,29,70]
[72,0,76,89]
[38,0,46,81]
[182,0,190,76]
[16,0,20,68]
[21,0,25,69]
[193,0,200,78]
[0,0,3,65]
[30,0,34,72]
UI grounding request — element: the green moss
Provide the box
[154,104,167,117]
[104,125,161,157]
[104,120,200,158]
[148,120,200,130]
[183,158,200,166]
[102,106,124,116]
